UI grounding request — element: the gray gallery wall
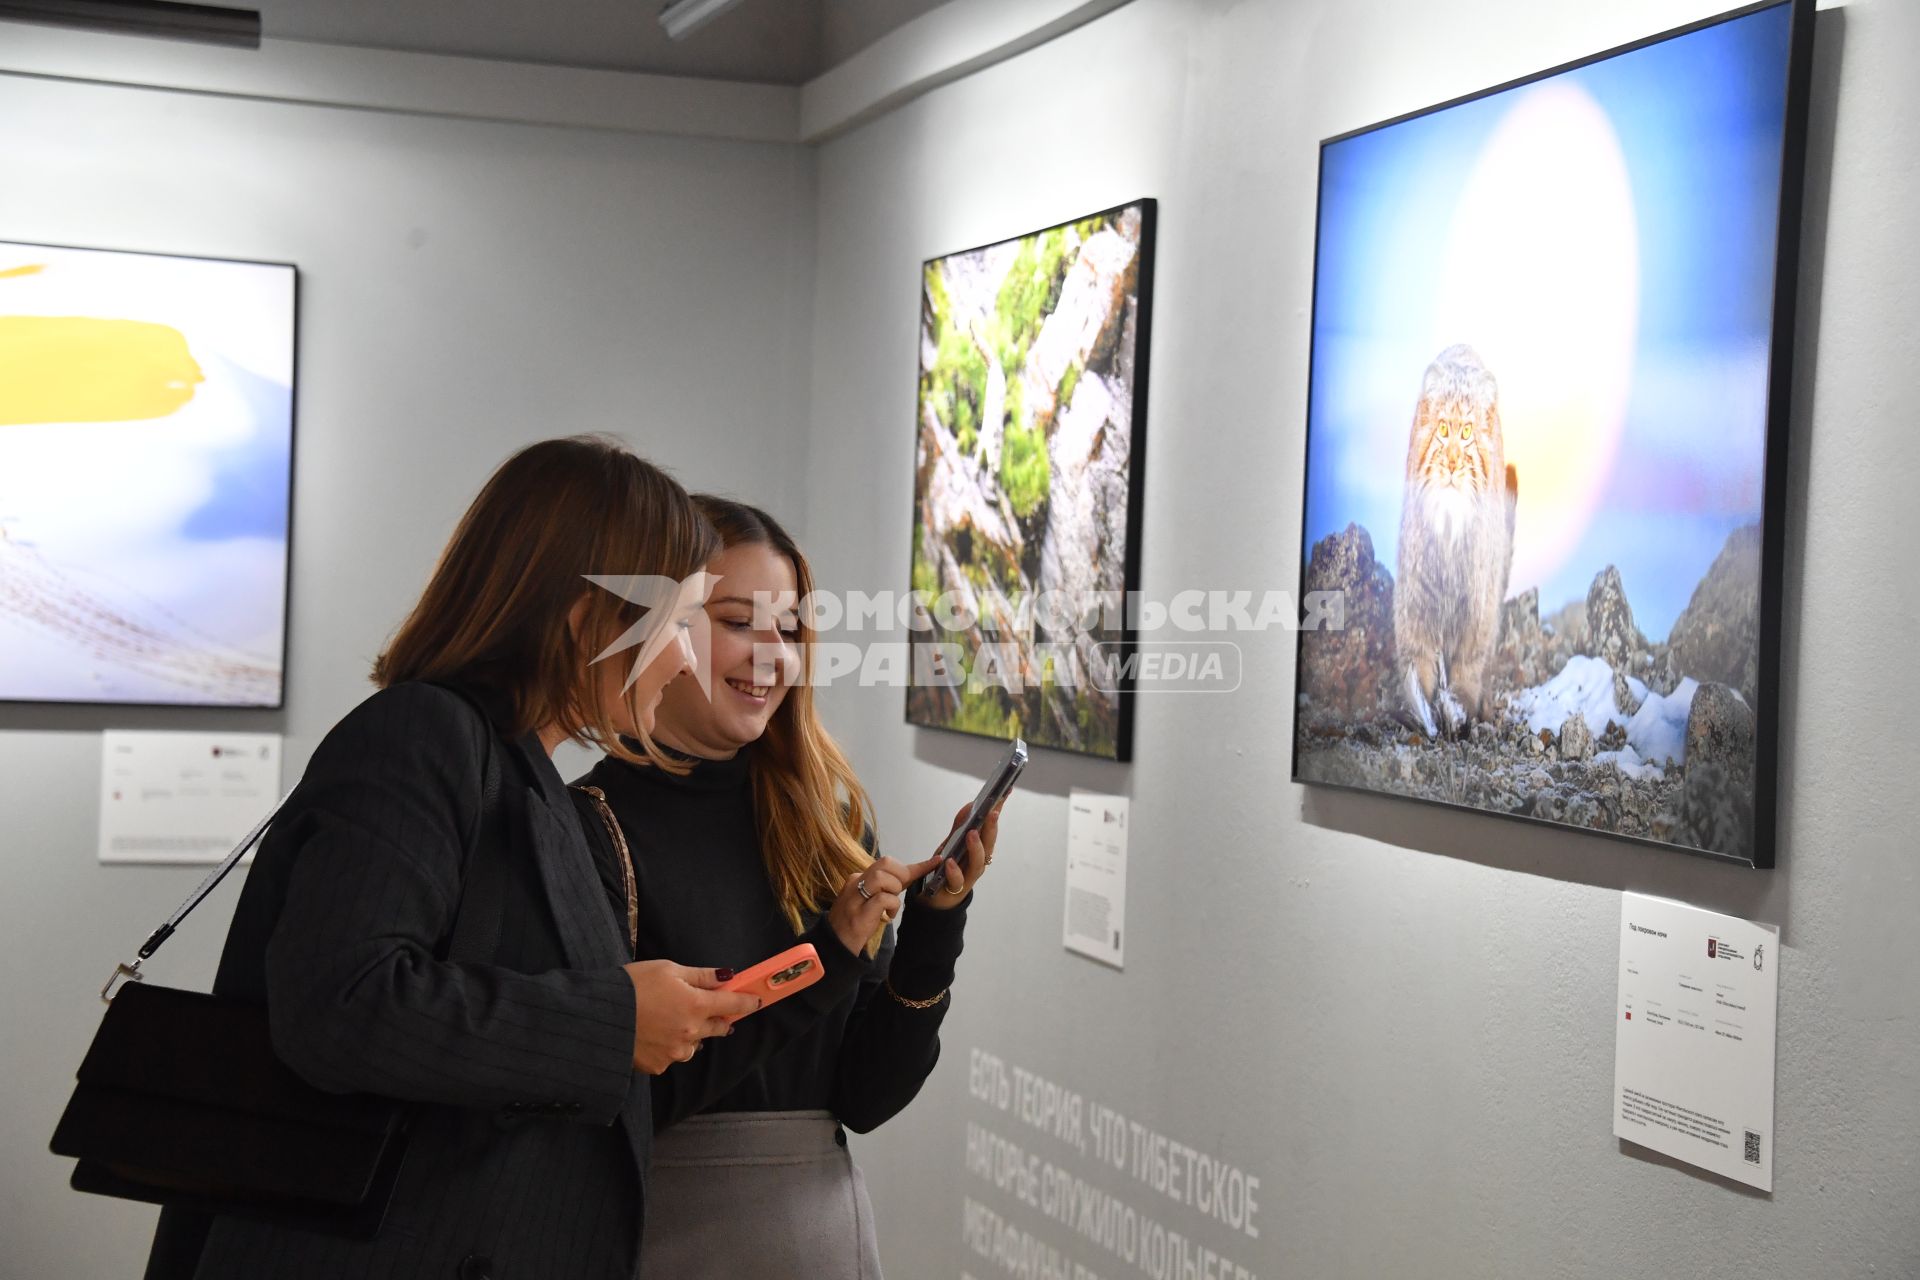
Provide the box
[0,70,816,1276]
[3,0,1918,1276]
[803,1,1920,1277]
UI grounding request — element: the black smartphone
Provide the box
[917,738,1027,896]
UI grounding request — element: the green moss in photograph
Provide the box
[999,418,1049,519]
[994,227,1073,370]
[1056,360,1081,414]
[922,264,987,456]
[950,681,1022,740]
[1072,214,1111,243]
[955,402,978,456]
[938,322,987,452]
[924,263,950,325]
[911,546,941,608]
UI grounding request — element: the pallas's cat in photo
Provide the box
[1394,344,1519,738]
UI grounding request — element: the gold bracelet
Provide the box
[884,976,948,1010]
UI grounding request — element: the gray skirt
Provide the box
[639,1111,883,1280]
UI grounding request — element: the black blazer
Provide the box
[146,682,649,1280]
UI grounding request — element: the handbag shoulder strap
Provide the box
[103,683,508,1001]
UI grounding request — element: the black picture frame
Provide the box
[906,198,1157,763]
[0,237,299,712]
[1289,0,1815,868]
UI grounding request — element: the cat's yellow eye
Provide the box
[1438,420,1449,438]
[1462,423,1473,441]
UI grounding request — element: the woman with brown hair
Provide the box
[147,436,760,1280]
[573,495,999,1278]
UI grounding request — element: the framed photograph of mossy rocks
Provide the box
[1291,0,1815,867]
[907,200,1155,761]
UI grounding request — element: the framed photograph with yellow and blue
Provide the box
[1291,0,1815,866]
[0,240,296,708]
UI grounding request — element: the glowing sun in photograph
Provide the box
[1434,82,1640,595]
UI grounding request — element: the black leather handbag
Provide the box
[50,696,504,1239]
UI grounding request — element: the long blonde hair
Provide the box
[695,496,882,953]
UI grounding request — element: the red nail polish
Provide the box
[716,968,736,982]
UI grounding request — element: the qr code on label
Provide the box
[1744,1130,1762,1164]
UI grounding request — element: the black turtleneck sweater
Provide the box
[570,747,970,1134]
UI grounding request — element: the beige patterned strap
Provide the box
[571,785,638,956]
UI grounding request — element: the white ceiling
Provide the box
[251,0,951,84]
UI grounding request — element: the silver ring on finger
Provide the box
[856,877,873,900]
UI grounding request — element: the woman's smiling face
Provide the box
[653,541,800,757]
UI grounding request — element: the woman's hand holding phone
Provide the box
[827,802,1003,951]
[621,960,762,1074]
[913,739,1021,899]
[919,800,1001,911]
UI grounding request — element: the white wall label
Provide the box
[99,731,283,864]
[1615,891,1779,1190]
[1064,790,1127,969]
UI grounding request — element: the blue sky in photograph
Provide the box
[1303,2,1792,638]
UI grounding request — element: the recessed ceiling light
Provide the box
[658,0,748,43]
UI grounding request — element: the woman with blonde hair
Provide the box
[148,437,760,1280]
[573,495,999,1278]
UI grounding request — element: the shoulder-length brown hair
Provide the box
[375,435,717,767]
[695,496,880,950]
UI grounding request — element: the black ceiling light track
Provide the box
[0,0,261,48]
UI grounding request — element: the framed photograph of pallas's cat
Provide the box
[907,200,1155,761]
[1291,0,1814,867]
[0,240,296,708]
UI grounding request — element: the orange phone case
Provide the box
[719,943,824,1019]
